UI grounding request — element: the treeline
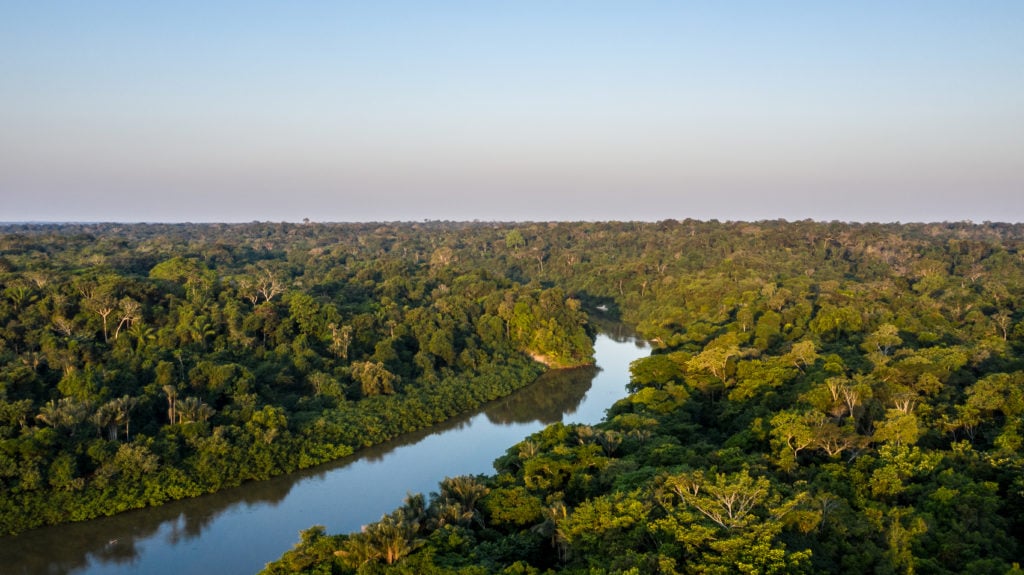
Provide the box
[256,219,1024,574]
[0,223,594,534]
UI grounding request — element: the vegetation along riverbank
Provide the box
[257,219,1024,574]
[0,221,595,535]
[2,219,1023,573]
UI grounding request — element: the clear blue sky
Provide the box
[2,1,1022,223]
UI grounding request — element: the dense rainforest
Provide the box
[1,220,1023,573]
[0,221,594,535]
[247,219,1023,575]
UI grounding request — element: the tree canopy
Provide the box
[2,219,1023,573]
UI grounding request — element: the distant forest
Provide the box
[1,220,1023,573]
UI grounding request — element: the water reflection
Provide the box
[0,369,601,575]
[0,333,647,575]
[484,365,599,425]
[0,479,288,574]
[589,315,637,343]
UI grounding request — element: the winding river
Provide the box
[2,330,648,575]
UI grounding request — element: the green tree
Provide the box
[505,229,526,250]
[351,361,399,397]
[687,333,740,382]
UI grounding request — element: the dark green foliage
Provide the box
[0,222,594,535]
[259,220,1024,573]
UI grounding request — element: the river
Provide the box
[1,331,648,575]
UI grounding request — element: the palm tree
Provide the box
[434,475,490,527]
[367,510,422,565]
[598,430,623,455]
[177,396,200,423]
[111,396,138,441]
[518,439,539,459]
[163,384,178,425]
[195,403,215,423]
[575,424,596,445]
[338,509,423,567]
[91,403,117,440]
[401,493,427,524]
[432,501,472,528]
[189,316,217,351]
[177,396,215,424]
[37,398,90,435]
[126,321,156,354]
[36,400,70,430]
[532,501,572,561]
[5,283,35,312]
[333,535,373,569]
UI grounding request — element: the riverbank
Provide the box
[0,355,549,536]
[0,334,648,575]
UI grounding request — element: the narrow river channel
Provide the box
[2,331,649,575]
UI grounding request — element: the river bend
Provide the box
[1,332,648,575]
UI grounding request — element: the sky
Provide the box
[2,1,1022,223]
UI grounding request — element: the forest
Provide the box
[2,220,1023,573]
[0,221,594,535]
[258,220,1022,574]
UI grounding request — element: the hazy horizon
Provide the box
[1,216,1020,226]
[3,2,1022,223]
